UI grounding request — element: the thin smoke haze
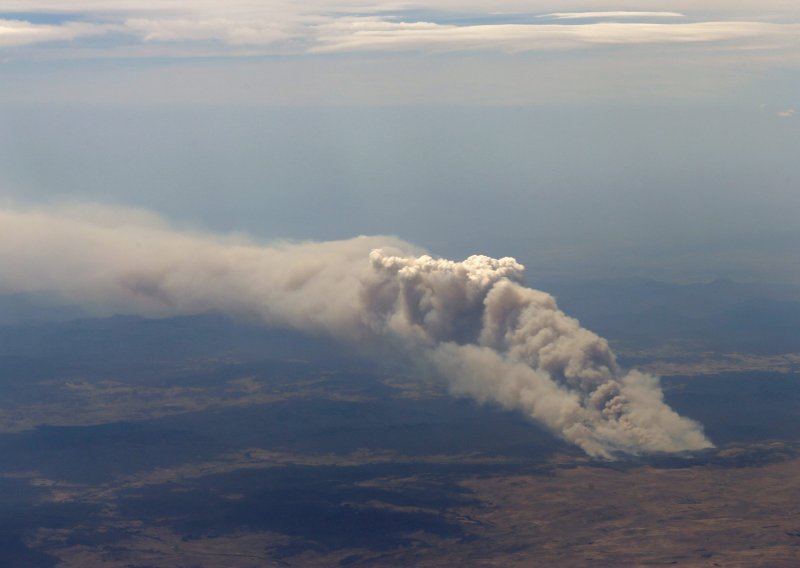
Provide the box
[0,204,712,457]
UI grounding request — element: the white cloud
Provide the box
[777,108,796,117]
[311,20,794,54]
[0,19,111,47]
[543,12,686,20]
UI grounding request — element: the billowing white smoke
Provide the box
[0,204,712,457]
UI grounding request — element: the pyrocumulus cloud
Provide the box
[0,204,712,457]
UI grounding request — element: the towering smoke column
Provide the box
[362,253,711,456]
[0,204,712,457]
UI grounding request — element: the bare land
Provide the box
[13,443,800,567]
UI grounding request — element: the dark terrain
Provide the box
[1,282,800,566]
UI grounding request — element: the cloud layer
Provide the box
[0,204,712,457]
[0,1,797,56]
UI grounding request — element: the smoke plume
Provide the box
[0,204,712,457]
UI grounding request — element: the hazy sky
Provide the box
[1,1,799,282]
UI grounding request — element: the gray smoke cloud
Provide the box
[0,203,712,457]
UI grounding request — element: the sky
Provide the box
[1,1,799,283]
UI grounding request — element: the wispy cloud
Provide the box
[0,18,111,47]
[124,18,293,46]
[311,20,795,54]
[543,12,686,20]
[777,108,796,117]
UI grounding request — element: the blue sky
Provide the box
[1,1,798,282]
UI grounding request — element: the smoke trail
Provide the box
[0,204,711,457]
